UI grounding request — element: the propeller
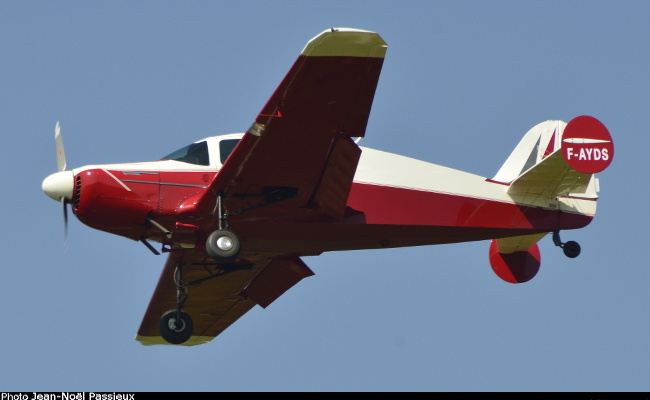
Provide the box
[42,122,74,246]
[56,122,69,245]
[62,195,69,248]
[55,121,66,172]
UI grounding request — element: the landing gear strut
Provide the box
[553,230,581,258]
[204,187,298,262]
[159,194,243,344]
[158,263,194,344]
[205,193,241,262]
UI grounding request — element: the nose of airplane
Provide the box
[42,171,74,201]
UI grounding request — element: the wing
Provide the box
[199,28,387,222]
[137,28,387,345]
[136,249,314,346]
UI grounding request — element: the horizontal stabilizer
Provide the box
[507,150,594,198]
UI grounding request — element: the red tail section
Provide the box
[489,116,613,284]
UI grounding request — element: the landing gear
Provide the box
[553,230,581,258]
[203,188,298,262]
[206,229,241,262]
[158,263,193,345]
[205,192,241,262]
[159,309,194,345]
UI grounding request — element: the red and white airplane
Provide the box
[42,28,614,346]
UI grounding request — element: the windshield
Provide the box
[161,141,209,166]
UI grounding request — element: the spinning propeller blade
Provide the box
[55,121,66,172]
[62,197,69,246]
[43,122,74,248]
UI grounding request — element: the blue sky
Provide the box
[2,1,648,392]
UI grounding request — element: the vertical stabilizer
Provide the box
[492,120,564,184]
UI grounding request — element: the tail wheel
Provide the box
[562,241,581,258]
[206,229,241,262]
[552,231,581,259]
[159,309,194,345]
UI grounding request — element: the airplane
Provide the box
[42,27,614,346]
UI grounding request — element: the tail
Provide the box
[488,116,614,284]
[492,116,613,199]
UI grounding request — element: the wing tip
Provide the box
[302,27,387,58]
[135,334,214,346]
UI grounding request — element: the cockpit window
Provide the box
[219,139,240,164]
[161,141,209,166]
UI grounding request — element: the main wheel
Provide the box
[206,229,241,262]
[158,309,194,345]
[563,241,581,258]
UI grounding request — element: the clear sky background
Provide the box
[3,1,648,392]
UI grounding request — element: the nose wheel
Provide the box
[553,230,581,258]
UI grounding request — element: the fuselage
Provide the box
[53,133,595,257]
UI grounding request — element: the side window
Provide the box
[219,139,240,164]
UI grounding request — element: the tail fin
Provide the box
[492,116,613,201]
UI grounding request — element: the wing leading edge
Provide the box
[137,28,387,345]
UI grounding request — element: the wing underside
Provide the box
[136,250,314,346]
[136,251,259,346]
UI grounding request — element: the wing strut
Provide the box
[140,237,161,255]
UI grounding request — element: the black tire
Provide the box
[206,229,241,262]
[158,309,194,345]
[563,241,581,258]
